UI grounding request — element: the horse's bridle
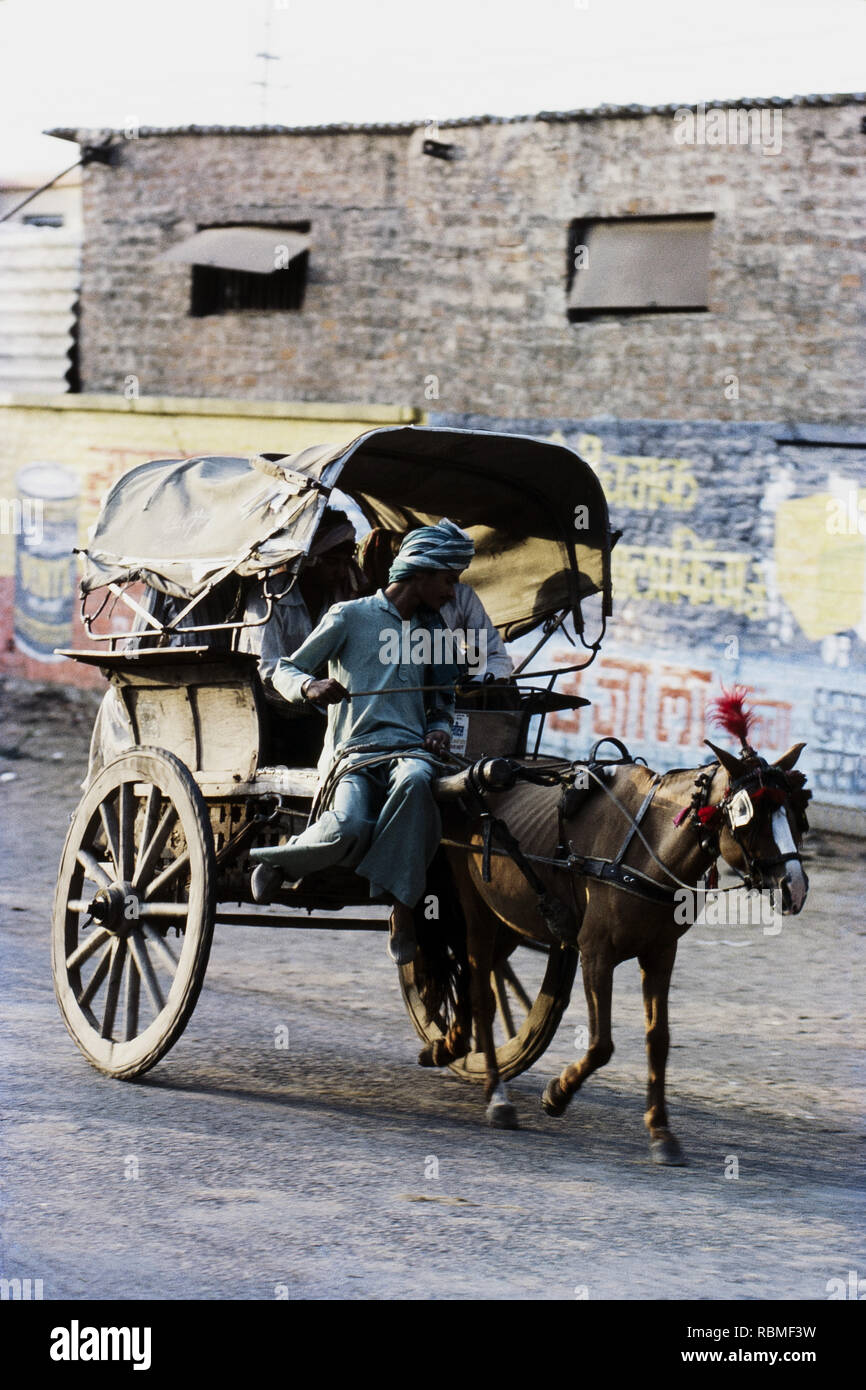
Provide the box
[684,757,811,890]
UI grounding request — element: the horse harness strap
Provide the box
[463,762,577,944]
[680,756,810,890]
[555,771,677,907]
[446,757,679,944]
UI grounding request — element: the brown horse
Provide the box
[431,709,811,1162]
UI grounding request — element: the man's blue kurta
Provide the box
[248,590,456,906]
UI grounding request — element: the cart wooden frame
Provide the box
[52,425,613,1083]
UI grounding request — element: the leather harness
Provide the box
[441,739,810,945]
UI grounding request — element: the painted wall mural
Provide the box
[435,413,866,811]
[1,399,864,809]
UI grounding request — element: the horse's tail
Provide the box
[413,850,473,1065]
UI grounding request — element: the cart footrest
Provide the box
[215,906,389,930]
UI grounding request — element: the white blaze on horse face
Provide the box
[771,806,807,914]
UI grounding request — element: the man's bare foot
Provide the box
[388,902,416,965]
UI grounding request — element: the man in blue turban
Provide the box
[249,518,474,964]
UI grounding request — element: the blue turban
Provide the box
[387,518,474,583]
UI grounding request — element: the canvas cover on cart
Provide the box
[81,425,614,640]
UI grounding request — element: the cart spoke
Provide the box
[492,968,517,1040]
[124,949,141,1040]
[77,940,115,1008]
[100,938,127,1039]
[141,923,180,970]
[137,902,189,919]
[98,798,121,878]
[77,848,112,889]
[117,781,135,880]
[131,805,178,890]
[500,959,533,1012]
[128,932,166,1014]
[66,926,111,971]
[134,784,162,883]
[144,849,190,899]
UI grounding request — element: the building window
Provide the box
[22,213,64,227]
[567,214,713,317]
[160,222,310,316]
[191,257,308,316]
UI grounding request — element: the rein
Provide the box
[443,748,809,924]
[311,740,448,819]
[445,759,701,905]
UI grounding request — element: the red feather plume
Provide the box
[708,685,756,748]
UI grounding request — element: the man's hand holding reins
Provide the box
[424,730,450,757]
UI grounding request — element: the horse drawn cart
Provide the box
[51,426,615,1088]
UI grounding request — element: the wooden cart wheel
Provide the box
[52,747,216,1079]
[400,936,577,1084]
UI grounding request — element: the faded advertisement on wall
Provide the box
[434,412,866,810]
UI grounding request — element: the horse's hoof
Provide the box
[486,1100,520,1130]
[650,1135,688,1166]
[541,1078,568,1117]
[417,1045,436,1068]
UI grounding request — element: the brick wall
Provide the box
[74,100,865,422]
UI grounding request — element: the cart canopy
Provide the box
[81,425,614,640]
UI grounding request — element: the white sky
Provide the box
[1,0,864,182]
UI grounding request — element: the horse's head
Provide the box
[702,739,811,914]
[677,686,810,915]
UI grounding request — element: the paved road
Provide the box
[1,685,863,1301]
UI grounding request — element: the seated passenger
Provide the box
[248,519,474,964]
[85,509,361,784]
[240,509,362,709]
[357,526,513,680]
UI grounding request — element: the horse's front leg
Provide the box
[542,941,614,1117]
[639,942,687,1166]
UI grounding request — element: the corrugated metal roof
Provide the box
[0,227,79,394]
[45,91,866,142]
